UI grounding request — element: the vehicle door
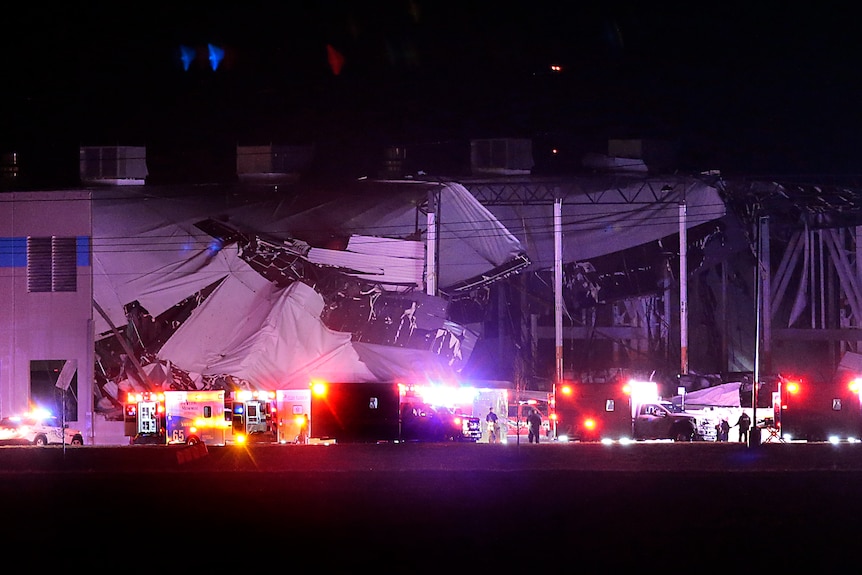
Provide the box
[634,403,667,439]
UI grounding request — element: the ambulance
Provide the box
[224,389,278,444]
[124,389,227,445]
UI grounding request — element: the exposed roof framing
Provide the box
[459,175,704,206]
[718,176,862,230]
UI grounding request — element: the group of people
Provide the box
[485,406,544,444]
[716,411,752,443]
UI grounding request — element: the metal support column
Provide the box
[553,197,563,439]
[679,188,688,375]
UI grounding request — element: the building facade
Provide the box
[0,191,95,441]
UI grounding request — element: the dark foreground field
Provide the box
[1,441,860,571]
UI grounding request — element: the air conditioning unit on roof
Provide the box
[470,138,533,175]
[80,146,147,182]
[237,144,314,175]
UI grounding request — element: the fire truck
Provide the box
[778,374,862,442]
[224,390,278,444]
[506,392,554,440]
[124,390,227,445]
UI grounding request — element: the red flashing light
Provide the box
[785,381,800,394]
[560,385,573,395]
[583,418,597,430]
[311,380,328,397]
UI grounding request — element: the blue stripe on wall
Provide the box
[77,236,90,267]
[0,237,91,267]
[0,237,26,267]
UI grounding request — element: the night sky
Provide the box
[3,2,862,178]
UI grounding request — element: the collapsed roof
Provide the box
[93,180,529,393]
[92,175,727,402]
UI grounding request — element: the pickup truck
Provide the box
[634,401,718,442]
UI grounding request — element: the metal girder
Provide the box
[460,176,697,206]
[460,173,862,229]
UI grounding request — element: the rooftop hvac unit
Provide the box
[470,138,533,175]
[80,146,147,181]
[237,145,314,175]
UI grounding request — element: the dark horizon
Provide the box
[4,3,862,181]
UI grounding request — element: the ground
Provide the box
[0,441,857,569]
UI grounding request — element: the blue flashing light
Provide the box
[208,44,224,71]
[180,45,196,71]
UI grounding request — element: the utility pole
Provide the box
[752,215,769,447]
[679,184,688,375]
[554,196,563,438]
[426,189,438,296]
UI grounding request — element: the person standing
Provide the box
[527,409,542,444]
[296,413,309,444]
[735,411,751,444]
[718,418,731,442]
[485,407,499,444]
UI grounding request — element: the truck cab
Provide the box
[633,401,717,442]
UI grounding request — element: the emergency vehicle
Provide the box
[0,409,84,446]
[275,389,312,444]
[555,380,719,442]
[400,384,482,442]
[124,390,227,445]
[506,392,554,440]
[224,389,278,444]
[555,381,633,442]
[778,374,862,442]
[308,380,482,443]
[310,381,401,443]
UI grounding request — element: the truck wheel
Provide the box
[33,435,49,446]
[672,426,694,442]
[70,435,84,446]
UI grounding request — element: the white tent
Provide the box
[675,382,742,408]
